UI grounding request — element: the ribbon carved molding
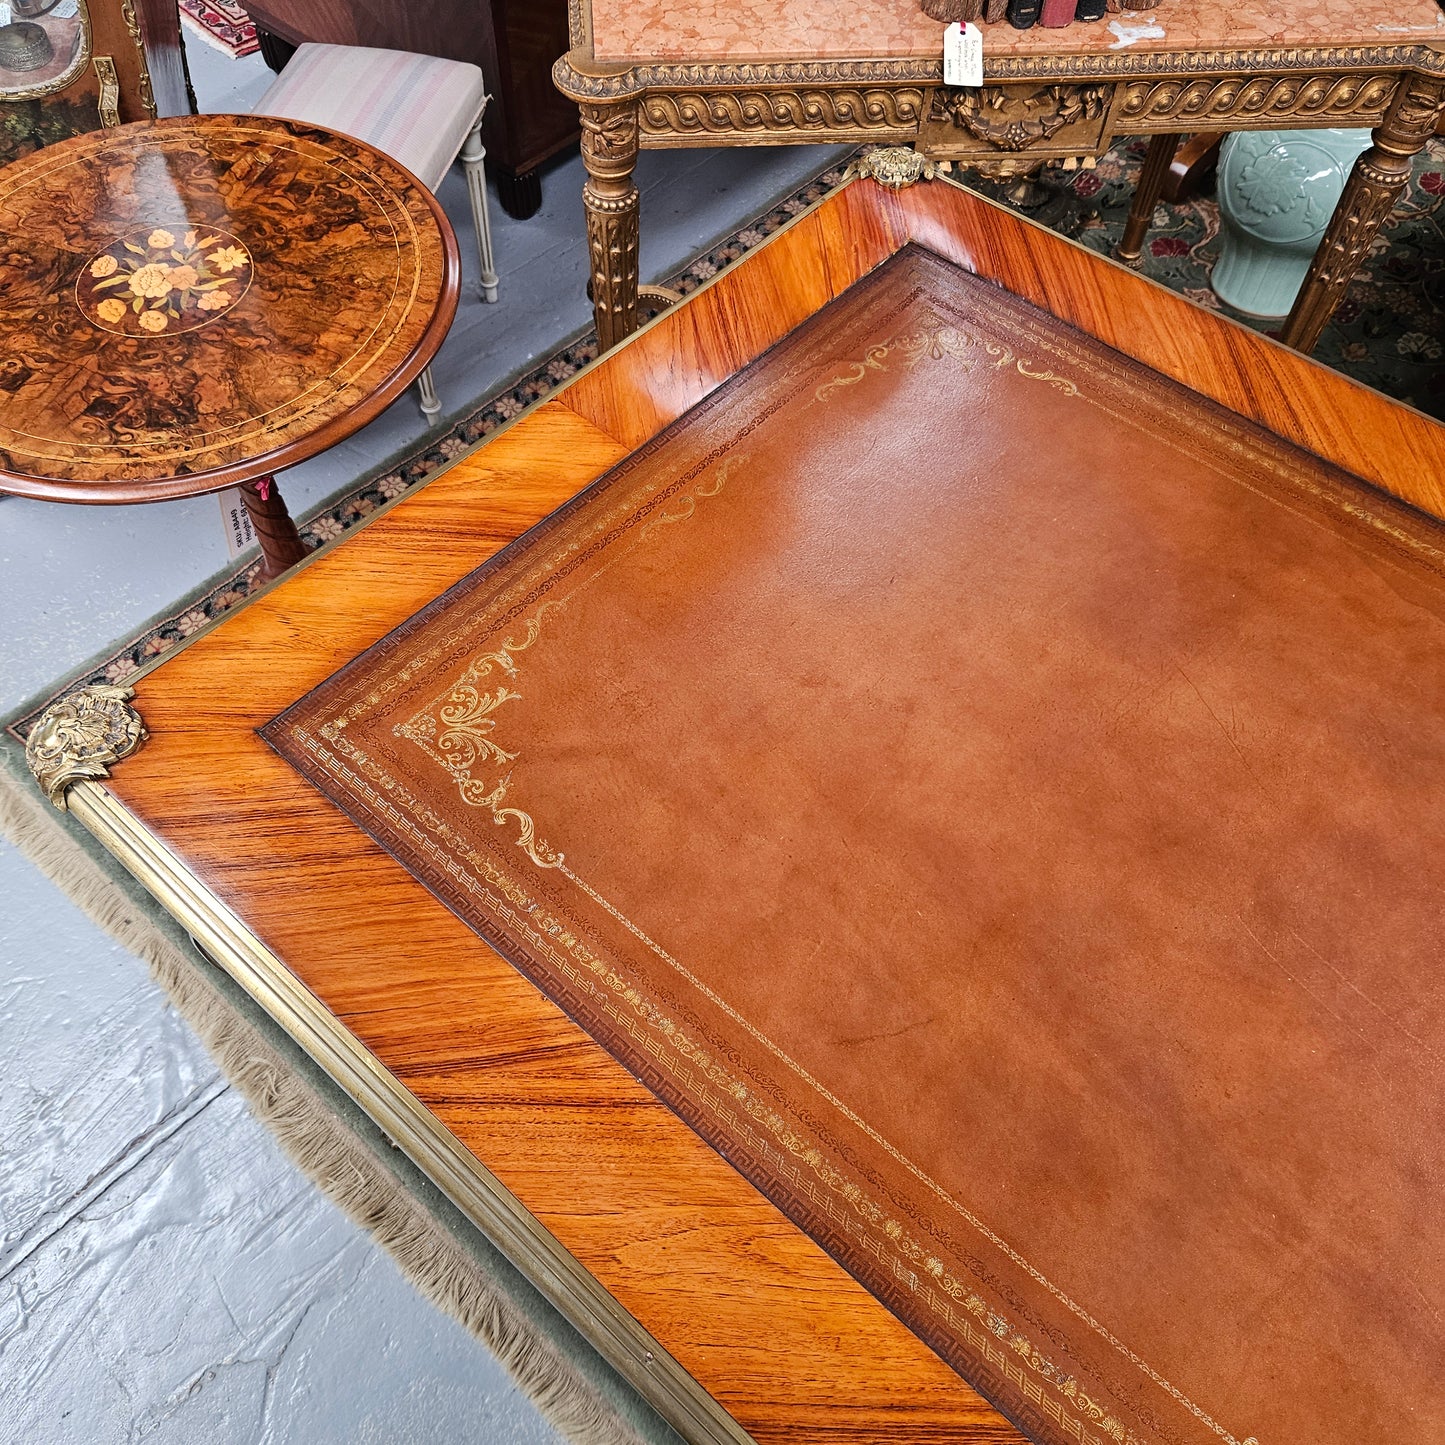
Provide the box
[26,684,148,810]
[640,87,924,140]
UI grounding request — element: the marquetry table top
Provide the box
[581,0,1445,63]
[0,114,459,505]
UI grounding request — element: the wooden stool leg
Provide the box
[460,121,500,304]
[1280,73,1445,354]
[1116,132,1183,264]
[241,474,309,581]
[580,99,640,351]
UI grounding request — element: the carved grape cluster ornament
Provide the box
[26,685,148,809]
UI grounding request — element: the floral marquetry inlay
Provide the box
[77,226,252,336]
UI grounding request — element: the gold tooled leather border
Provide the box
[63,779,755,1445]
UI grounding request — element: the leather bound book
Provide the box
[1039,0,1075,23]
[1007,0,1041,27]
[1075,0,1107,18]
[985,0,1008,19]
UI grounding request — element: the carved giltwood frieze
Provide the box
[26,684,147,809]
[927,82,1110,153]
[553,45,1444,106]
[641,88,923,140]
[1117,72,1399,128]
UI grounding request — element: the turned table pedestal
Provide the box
[0,113,459,579]
[554,0,1445,354]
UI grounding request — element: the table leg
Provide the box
[240,475,309,581]
[1281,72,1445,354]
[580,99,641,351]
[1116,132,1183,264]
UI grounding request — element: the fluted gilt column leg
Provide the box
[1116,131,1182,264]
[580,99,640,351]
[1281,72,1445,354]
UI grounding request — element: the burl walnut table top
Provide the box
[0,114,458,504]
[584,0,1445,62]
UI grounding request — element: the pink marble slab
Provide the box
[586,0,1445,64]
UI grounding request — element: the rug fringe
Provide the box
[0,765,649,1445]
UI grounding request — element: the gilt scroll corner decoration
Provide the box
[846,146,951,189]
[26,684,148,810]
[930,82,1110,152]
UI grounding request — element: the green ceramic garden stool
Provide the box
[1214,129,1372,319]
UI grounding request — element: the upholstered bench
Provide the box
[252,43,499,417]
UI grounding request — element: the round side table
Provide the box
[0,114,460,578]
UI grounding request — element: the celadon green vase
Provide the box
[1213,128,1372,319]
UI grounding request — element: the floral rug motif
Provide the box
[9,141,1443,740]
[178,0,258,59]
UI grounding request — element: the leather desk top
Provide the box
[51,176,1445,1445]
[266,246,1445,1445]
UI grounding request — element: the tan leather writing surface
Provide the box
[267,247,1445,1445]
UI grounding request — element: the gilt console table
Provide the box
[553,0,1445,352]
[21,172,1445,1445]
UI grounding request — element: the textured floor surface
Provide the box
[0,35,843,1445]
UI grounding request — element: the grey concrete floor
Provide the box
[0,33,845,1444]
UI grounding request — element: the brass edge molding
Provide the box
[118,0,157,117]
[0,0,93,100]
[64,779,755,1445]
[554,44,1443,102]
[92,54,119,128]
[25,684,147,809]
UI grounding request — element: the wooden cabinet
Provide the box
[0,0,190,167]
[242,0,577,219]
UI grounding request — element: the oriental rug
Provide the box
[178,0,258,59]
[266,245,1445,1445]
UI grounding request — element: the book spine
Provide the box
[1075,0,1107,18]
[985,0,1009,20]
[1039,0,1076,24]
[1008,0,1042,28]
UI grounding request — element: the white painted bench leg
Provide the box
[416,364,441,418]
[461,120,500,304]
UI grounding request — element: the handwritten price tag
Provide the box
[943,21,984,88]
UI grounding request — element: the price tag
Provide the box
[218,486,256,559]
[943,21,983,88]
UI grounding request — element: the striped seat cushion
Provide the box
[251,43,488,193]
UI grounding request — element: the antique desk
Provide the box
[553,0,1445,352]
[0,114,458,578]
[25,176,1445,1445]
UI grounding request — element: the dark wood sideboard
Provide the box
[244,0,576,219]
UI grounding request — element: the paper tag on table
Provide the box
[943,22,983,88]
[218,487,256,559]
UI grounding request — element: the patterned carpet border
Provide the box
[9,136,1443,743]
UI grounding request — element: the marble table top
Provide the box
[584,0,1445,64]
